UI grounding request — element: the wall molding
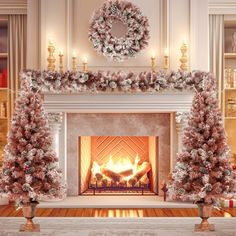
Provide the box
[66,0,73,70]
[209,2,236,14]
[160,0,170,61]
[190,0,209,71]
[0,0,27,14]
[27,0,40,69]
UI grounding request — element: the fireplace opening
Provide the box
[79,136,159,195]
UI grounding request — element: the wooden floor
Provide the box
[0,205,236,217]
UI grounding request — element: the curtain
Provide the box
[209,14,224,108]
[7,14,27,118]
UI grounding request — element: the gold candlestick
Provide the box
[59,51,64,72]
[151,56,156,72]
[47,41,56,71]
[180,41,188,71]
[72,52,77,72]
[83,56,88,73]
[164,48,169,70]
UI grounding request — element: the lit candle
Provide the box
[49,38,53,45]
[151,52,156,72]
[83,56,88,73]
[59,50,64,72]
[180,39,188,71]
[72,51,77,58]
[72,51,77,72]
[47,40,56,71]
[164,48,169,70]
[164,48,169,57]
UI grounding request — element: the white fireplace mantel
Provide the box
[43,92,194,192]
[43,92,194,113]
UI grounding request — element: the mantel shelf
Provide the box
[0,53,8,58]
[224,117,236,120]
[224,88,236,91]
[224,53,236,59]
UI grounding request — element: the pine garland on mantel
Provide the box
[21,70,215,94]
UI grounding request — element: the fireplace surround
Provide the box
[43,92,194,197]
[68,113,170,195]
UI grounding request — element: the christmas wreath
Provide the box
[88,0,150,61]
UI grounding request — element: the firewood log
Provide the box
[102,178,108,187]
[90,177,97,186]
[128,162,151,186]
[96,181,103,188]
[101,167,122,182]
[140,174,149,185]
[118,180,127,187]
[95,173,103,181]
[118,169,133,177]
[128,178,137,187]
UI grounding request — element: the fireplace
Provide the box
[79,136,158,195]
[64,112,172,196]
[43,92,194,198]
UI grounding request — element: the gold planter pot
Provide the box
[20,201,40,232]
[195,202,215,232]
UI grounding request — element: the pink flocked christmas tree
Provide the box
[0,77,66,205]
[168,77,236,204]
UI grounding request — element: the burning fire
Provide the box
[90,154,151,187]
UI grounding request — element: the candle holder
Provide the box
[164,56,169,70]
[47,41,56,71]
[180,42,188,71]
[83,62,88,73]
[72,55,77,72]
[164,49,169,70]
[151,57,156,72]
[59,52,64,72]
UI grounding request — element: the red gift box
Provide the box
[220,198,236,208]
[0,73,2,87]
[2,68,7,87]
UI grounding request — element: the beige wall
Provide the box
[169,0,190,71]
[27,0,210,71]
[27,0,39,69]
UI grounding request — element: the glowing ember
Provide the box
[90,154,151,187]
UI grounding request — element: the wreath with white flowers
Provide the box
[88,0,150,62]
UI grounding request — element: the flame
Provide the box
[91,161,101,175]
[91,154,140,179]
[105,154,139,174]
[90,154,151,187]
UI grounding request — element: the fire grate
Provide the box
[87,181,153,195]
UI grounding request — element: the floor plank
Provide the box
[0,205,235,217]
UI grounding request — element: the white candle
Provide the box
[151,51,156,72]
[164,48,169,57]
[83,56,88,63]
[72,51,77,58]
